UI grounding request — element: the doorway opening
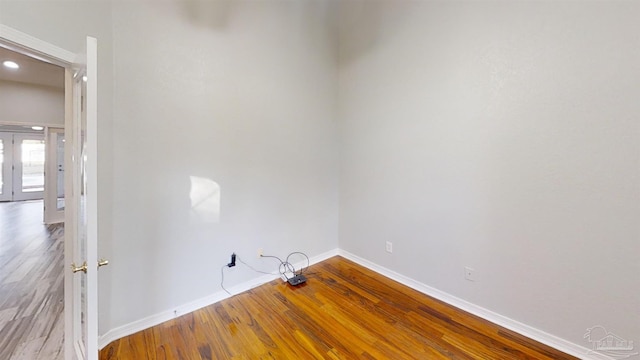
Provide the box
[0,44,66,222]
[2,24,100,360]
[0,44,66,359]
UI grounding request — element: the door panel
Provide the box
[12,134,46,201]
[0,133,12,201]
[66,36,100,360]
[0,132,45,202]
[57,132,65,209]
[74,70,89,359]
[84,35,100,360]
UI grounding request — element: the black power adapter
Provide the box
[227,253,236,268]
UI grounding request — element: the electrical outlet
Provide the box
[257,248,263,258]
[385,241,393,253]
[464,266,475,281]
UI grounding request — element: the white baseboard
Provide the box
[337,249,613,360]
[98,248,339,349]
[100,247,611,360]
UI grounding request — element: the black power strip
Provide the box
[227,253,236,267]
[287,274,307,286]
[221,252,310,294]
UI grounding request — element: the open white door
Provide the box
[1,24,100,360]
[64,36,102,360]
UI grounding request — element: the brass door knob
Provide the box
[71,262,88,274]
[98,259,109,268]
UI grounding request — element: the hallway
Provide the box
[0,200,64,360]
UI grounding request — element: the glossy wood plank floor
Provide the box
[101,256,577,360]
[0,200,64,360]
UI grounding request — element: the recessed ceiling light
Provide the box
[3,60,19,69]
[31,126,44,131]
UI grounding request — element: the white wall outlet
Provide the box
[385,241,393,253]
[257,248,263,258]
[464,266,476,281]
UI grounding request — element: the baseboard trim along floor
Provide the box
[99,248,609,360]
[335,250,611,360]
[97,248,340,349]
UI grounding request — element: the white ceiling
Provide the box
[0,46,64,89]
[0,124,44,134]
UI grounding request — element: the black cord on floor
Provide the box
[220,264,231,295]
[260,254,284,264]
[261,251,310,280]
[286,252,310,274]
[237,255,279,275]
[222,251,311,292]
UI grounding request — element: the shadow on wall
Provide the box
[339,0,382,65]
[179,0,235,29]
[177,0,339,47]
[339,1,411,66]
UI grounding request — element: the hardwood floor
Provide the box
[0,200,64,360]
[101,256,577,360]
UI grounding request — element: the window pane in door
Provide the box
[57,133,65,210]
[21,139,45,192]
[0,139,3,194]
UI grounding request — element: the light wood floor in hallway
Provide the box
[101,256,578,360]
[0,200,64,360]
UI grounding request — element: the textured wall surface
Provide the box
[338,0,640,349]
[0,81,64,126]
[3,1,638,353]
[108,0,339,330]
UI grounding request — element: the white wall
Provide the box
[108,0,338,330]
[339,0,640,350]
[0,80,64,126]
[4,0,638,355]
[1,0,340,340]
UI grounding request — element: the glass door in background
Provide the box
[45,127,65,223]
[0,132,45,202]
[0,133,12,201]
[12,133,45,201]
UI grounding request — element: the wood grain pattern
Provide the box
[101,256,578,360]
[0,200,64,360]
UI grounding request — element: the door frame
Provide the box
[0,24,97,360]
[0,132,13,202]
[44,127,65,224]
[0,128,64,218]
